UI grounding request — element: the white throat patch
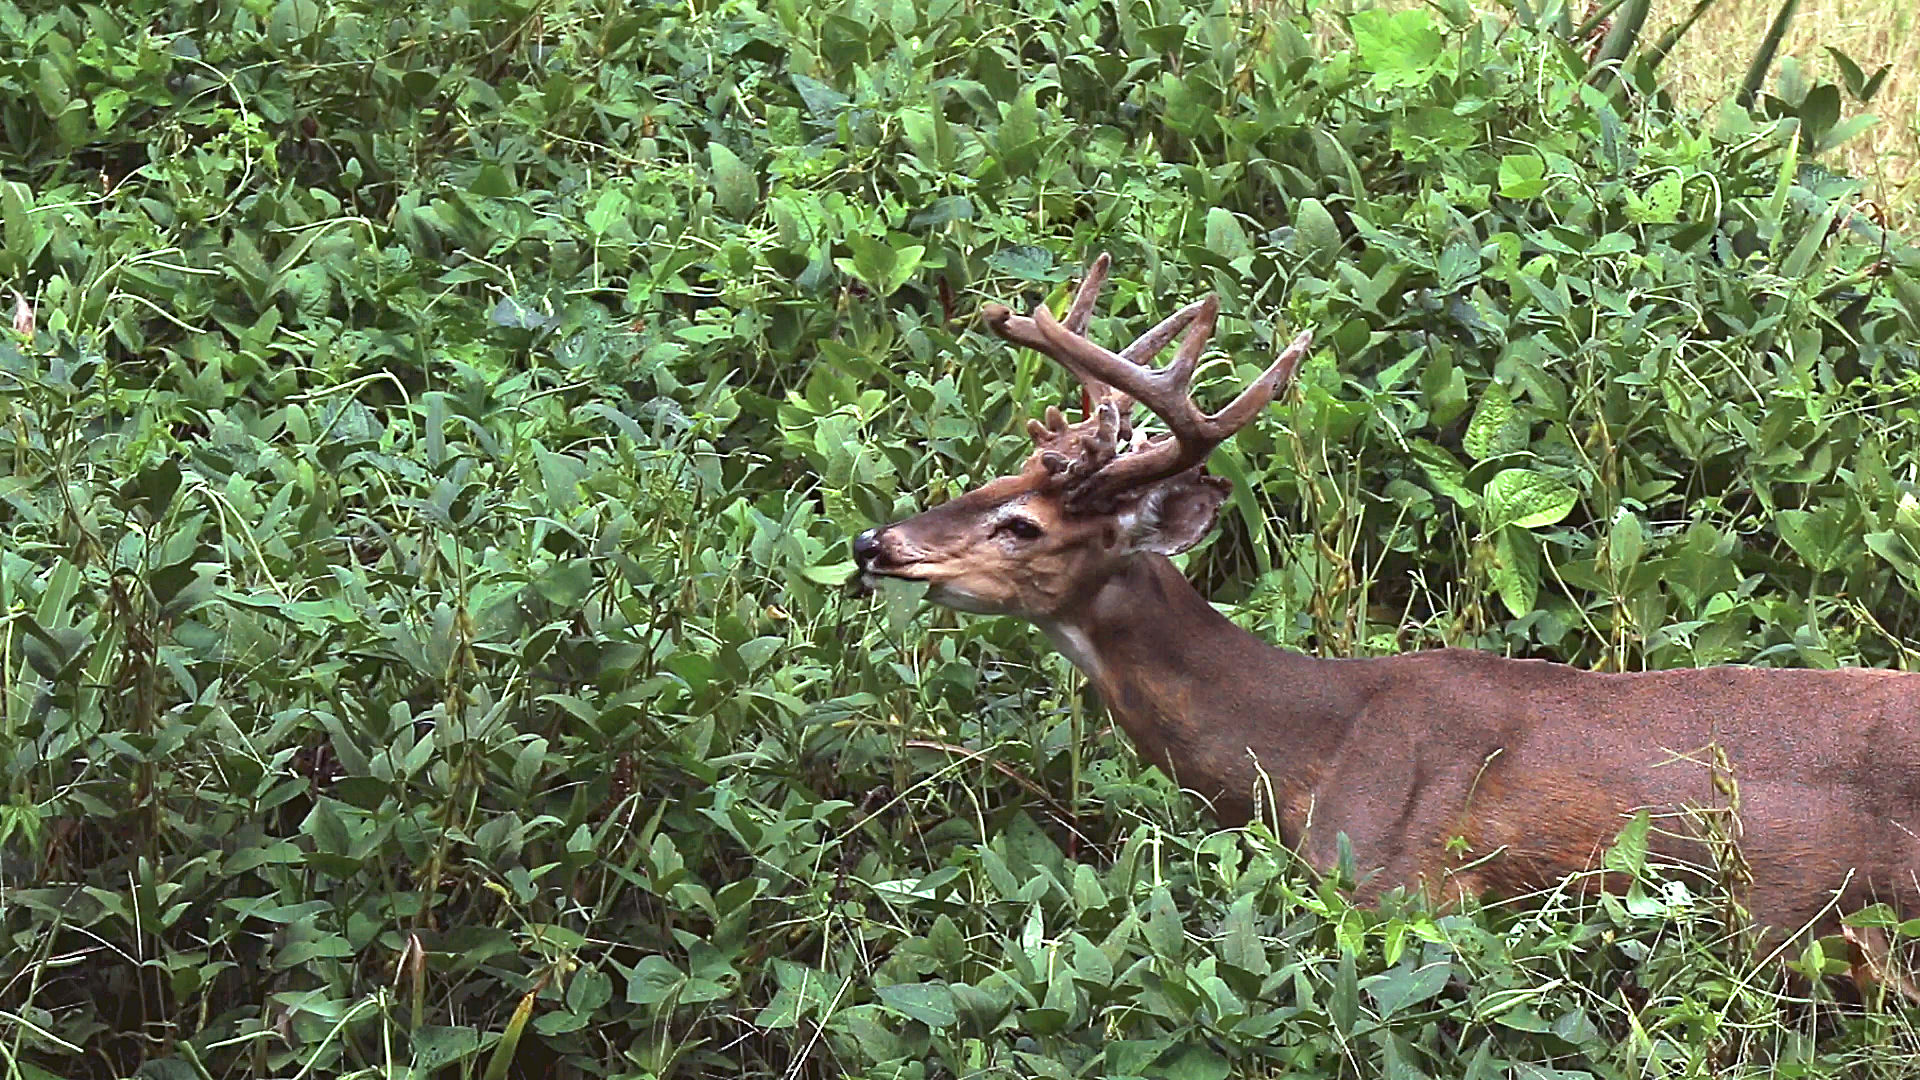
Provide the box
[1037,619,1105,683]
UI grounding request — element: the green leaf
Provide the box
[1816,113,1879,153]
[1490,527,1541,616]
[876,981,957,1029]
[1137,23,1189,53]
[1797,83,1840,145]
[532,559,593,606]
[836,233,896,293]
[754,962,842,1028]
[1775,505,1855,572]
[2,182,37,268]
[412,1027,488,1071]
[1351,9,1445,88]
[1142,885,1184,957]
[1498,154,1548,199]
[1483,469,1578,531]
[909,195,973,228]
[882,244,924,296]
[1220,893,1268,977]
[1363,960,1453,1018]
[790,73,850,123]
[268,0,322,46]
[994,86,1041,177]
[1205,207,1253,263]
[1826,46,1867,99]
[1160,1045,1230,1080]
[1608,509,1646,575]
[1865,531,1920,583]
[1628,173,1682,223]
[1462,383,1526,460]
[1605,810,1651,875]
[709,143,758,220]
[987,245,1066,282]
[33,58,70,120]
[470,164,514,197]
[878,577,927,638]
[91,87,131,131]
[1412,439,1477,508]
[1294,197,1342,266]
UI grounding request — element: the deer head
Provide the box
[852,254,1314,620]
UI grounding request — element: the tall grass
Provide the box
[1656,0,1915,222]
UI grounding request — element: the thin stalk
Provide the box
[1737,0,1801,109]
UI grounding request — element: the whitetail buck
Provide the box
[852,254,1920,967]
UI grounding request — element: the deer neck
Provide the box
[1036,554,1359,826]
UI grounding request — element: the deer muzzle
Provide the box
[848,526,898,596]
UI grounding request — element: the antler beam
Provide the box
[980,257,1313,503]
[1032,303,1313,496]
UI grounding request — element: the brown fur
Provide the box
[858,466,1920,951]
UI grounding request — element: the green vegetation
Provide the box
[1650,0,1918,228]
[2,0,1919,1076]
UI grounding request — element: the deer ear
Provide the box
[1118,473,1230,556]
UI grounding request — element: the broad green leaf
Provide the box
[1205,207,1252,263]
[790,72,850,122]
[1774,506,1855,572]
[836,233,896,293]
[709,142,758,220]
[1142,885,1184,957]
[412,1027,488,1072]
[268,0,322,46]
[882,244,924,296]
[1604,810,1651,875]
[1294,197,1342,266]
[1483,469,1577,531]
[1608,509,1646,575]
[1412,439,1477,508]
[987,245,1066,282]
[1498,154,1548,199]
[2,182,36,267]
[994,86,1040,176]
[909,195,973,227]
[1351,9,1445,88]
[1628,172,1682,223]
[1491,527,1541,616]
[1462,382,1526,460]
[876,981,957,1029]
[1160,1045,1230,1080]
[1363,960,1452,1018]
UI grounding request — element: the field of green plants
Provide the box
[3,0,1920,1076]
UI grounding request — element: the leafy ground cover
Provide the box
[2,0,1919,1077]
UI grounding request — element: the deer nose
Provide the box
[852,528,883,568]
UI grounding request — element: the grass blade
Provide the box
[1738,0,1802,109]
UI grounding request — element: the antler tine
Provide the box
[1061,252,1110,336]
[981,291,1211,419]
[980,254,1119,418]
[1033,303,1314,498]
[1060,253,1114,415]
[1118,298,1213,366]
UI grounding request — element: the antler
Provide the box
[980,256,1314,506]
[1024,253,1119,415]
[1033,302,1314,497]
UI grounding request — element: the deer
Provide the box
[851,253,1920,981]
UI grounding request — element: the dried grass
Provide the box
[1651,0,1919,226]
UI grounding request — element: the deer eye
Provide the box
[995,516,1044,541]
